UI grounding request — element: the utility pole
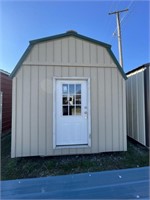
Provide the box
[109,9,128,68]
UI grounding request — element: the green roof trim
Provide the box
[10,31,127,79]
[29,31,111,49]
[107,48,127,80]
[10,44,33,78]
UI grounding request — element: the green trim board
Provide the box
[10,31,127,79]
[10,44,33,78]
[29,30,111,49]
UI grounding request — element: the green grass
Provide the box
[1,133,149,180]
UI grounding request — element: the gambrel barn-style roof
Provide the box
[11,30,126,79]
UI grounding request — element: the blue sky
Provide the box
[0,0,149,73]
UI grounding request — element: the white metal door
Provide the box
[55,80,88,146]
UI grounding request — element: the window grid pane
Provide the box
[62,84,81,116]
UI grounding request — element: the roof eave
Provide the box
[10,44,33,78]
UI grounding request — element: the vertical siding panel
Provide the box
[16,69,23,157]
[39,66,46,155]
[131,78,134,138]
[123,80,127,150]
[138,72,146,145]
[54,40,61,63]
[136,74,139,141]
[69,37,76,64]
[76,38,83,64]
[22,66,31,156]
[76,67,83,77]
[62,67,69,77]
[126,79,129,135]
[69,67,76,76]
[111,69,119,151]
[46,66,54,155]
[53,66,62,155]
[11,78,17,158]
[97,46,104,65]
[97,68,105,152]
[62,38,69,64]
[82,67,91,154]
[126,78,131,138]
[105,69,112,151]
[30,44,38,63]
[30,66,38,156]
[133,75,138,140]
[118,73,123,150]
[47,41,54,64]
[130,76,133,138]
[39,43,46,63]
[91,68,98,153]
[54,66,62,77]
[83,41,90,65]
[90,44,97,65]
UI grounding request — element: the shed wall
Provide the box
[126,71,146,145]
[11,36,126,157]
[23,37,115,67]
[11,65,126,157]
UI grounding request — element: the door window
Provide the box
[62,84,81,116]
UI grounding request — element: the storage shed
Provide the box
[126,63,150,148]
[0,69,12,135]
[10,31,127,158]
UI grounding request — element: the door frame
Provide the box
[53,77,91,149]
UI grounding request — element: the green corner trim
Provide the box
[10,31,126,79]
[10,44,33,78]
[107,48,127,80]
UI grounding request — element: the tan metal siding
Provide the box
[12,65,126,157]
[91,68,98,153]
[22,66,31,156]
[30,66,39,156]
[126,71,146,146]
[16,69,23,157]
[23,37,116,68]
[12,36,126,157]
[97,68,105,152]
[111,69,119,151]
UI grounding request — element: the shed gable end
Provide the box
[23,36,115,67]
[10,32,126,79]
